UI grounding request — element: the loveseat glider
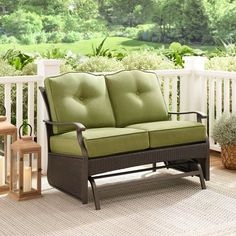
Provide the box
[40,70,209,210]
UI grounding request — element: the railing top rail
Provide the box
[149,69,191,77]
[93,69,191,77]
[196,69,236,80]
[0,75,43,84]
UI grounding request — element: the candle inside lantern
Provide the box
[0,155,5,186]
[23,166,32,192]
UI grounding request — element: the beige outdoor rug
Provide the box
[1,165,236,236]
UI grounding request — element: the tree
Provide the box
[19,0,71,15]
[99,0,154,27]
[152,0,184,42]
[2,10,43,37]
[0,0,21,14]
[182,0,211,43]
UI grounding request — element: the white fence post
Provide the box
[36,60,62,175]
[181,56,207,120]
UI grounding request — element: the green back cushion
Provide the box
[45,72,115,134]
[105,70,168,127]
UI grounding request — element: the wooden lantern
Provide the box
[0,107,17,194]
[9,124,42,201]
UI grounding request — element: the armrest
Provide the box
[43,120,88,157]
[168,111,208,123]
[43,120,86,131]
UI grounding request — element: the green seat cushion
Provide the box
[127,121,206,148]
[50,127,149,158]
[45,72,115,134]
[105,70,168,127]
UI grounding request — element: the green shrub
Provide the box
[0,59,21,76]
[123,27,140,38]
[77,56,124,72]
[42,15,63,32]
[122,51,176,70]
[46,32,65,43]
[60,63,74,73]
[213,114,236,145]
[2,49,35,70]
[78,19,107,33]
[62,32,81,43]
[0,35,18,44]
[21,63,37,75]
[64,15,79,32]
[43,47,66,59]
[35,32,47,44]
[136,24,158,41]
[206,57,236,71]
[160,42,204,67]
[109,25,126,37]
[2,10,43,37]
[20,34,36,45]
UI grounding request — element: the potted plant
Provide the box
[213,114,236,169]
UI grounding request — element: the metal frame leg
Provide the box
[152,163,157,172]
[88,177,101,210]
[197,163,206,189]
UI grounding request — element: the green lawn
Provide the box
[0,37,216,55]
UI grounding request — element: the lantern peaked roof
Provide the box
[0,116,17,135]
[11,136,41,153]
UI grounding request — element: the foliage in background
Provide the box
[213,114,236,145]
[160,42,205,67]
[2,49,35,70]
[91,37,111,57]
[0,0,236,45]
[77,56,124,72]
[122,51,176,70]
[206,57,236,72]
[0,59,21,76]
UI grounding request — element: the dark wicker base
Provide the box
[47,141,209,209]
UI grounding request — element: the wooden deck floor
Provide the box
[209,151,236,192]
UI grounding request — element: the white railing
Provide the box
[0,75,43,136]
[196,69,236,151]
[1,57,236,172]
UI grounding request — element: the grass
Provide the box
[0,37,217,56]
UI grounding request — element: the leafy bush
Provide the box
[122,51,176,70]
[77,56,124,72]
[46,32,65,43]
[91,37,111,57]
[2,49,35,70]
[62,32,81,43]
[43,47,66,59]
[213,114,236,145]
[20,34,36,45]
[60,63,74,73]
[42,15,63,32]
[0,35,18,44]
[160,42,204,67]
[2,10,43,37]
[0,59,21,76]
[137,24,159,41]
[21,63,37,75]
[206,57,236,71]
[78,19,107,33]
[35,32,47,44]
[64,15,79,32]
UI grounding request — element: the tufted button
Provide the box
[79,97,84,101]
[136,91,140,96]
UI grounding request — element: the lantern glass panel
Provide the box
[23,153,39,192]
[10,151,19,193]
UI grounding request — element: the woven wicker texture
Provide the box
[221,145,236,169]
